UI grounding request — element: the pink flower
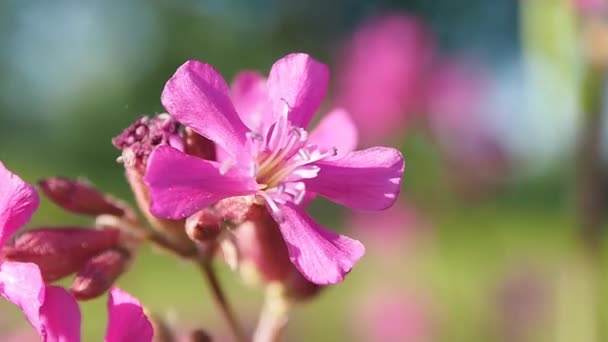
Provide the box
[335,14,435,144]
[1,266,152,342]
[348,200,429,260]
[425,61,509,197]
[0,162,153,341]
[573,0,607,14]
[145,53,405,285]
[353,291,434,342]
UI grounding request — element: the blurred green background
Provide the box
[1,0,607,341]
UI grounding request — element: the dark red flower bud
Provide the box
[2,227,120,282]
[39,177,127,217]
[189,329,213,342]
[184,127,217,161]
[185,209,222,243]
[282,269,322,301]
[223,202,293,283]
[71,248,131,300]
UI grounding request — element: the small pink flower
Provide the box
[145,53,405,284]
[335,14,435,144]
[0,162,153,341]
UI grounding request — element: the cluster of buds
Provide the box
[2,177,144,300]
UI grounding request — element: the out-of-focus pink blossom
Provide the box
[425,61,488,141]
[348,200,428,259]
[425,61,509,197]
[573,0,608,14]
[145,53,405,285]
[335,14,435,144]
[353,291,434,342]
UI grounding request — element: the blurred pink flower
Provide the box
[0,162,153,341]
[425,61,488,140]
[335,14,435,144]
[425,61,509,198]
[145,53,405,285]
[353,291,434,342]
[348,200,428,259]
[573,0,607,14]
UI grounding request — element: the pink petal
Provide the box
[308,108,358,156]
[0,162,39,246]
[39,286,81,342]
[0,262,45,337]
[267,53,329,128]
[161,60,251,158]
[305,147,404,211]
[231,71,273,135]
[0,262,81,341]
[105,287,153,342]
[277,203,365,285]
[144,145,258,220]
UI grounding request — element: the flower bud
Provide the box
[216,199,321,300]
[189,329,213,342]
[126,169,197,258]
[39,177,128,217]
[112,114,184,173]
[2,227,120,282]
[224,202,293,283]
[114,115,197,258]
[282,270,322,301]
[71,248,131,300]
[185,209,222,243]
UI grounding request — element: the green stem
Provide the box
[197,261,247,342]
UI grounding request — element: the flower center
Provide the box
[247,112,336,221]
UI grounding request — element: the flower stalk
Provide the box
[197,260,247,342]
[253,284,291,342]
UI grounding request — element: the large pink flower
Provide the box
[0,162,153,341]
[145,53,405,284]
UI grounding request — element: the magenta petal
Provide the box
[277,203,365,285]
[231,71,274,135]
[105,287,153,342]
[0,162,40,246]
[144,145,258,220]
[267,53,329,128]
[0,262,45,337]
[161,60,251,158]
[305,147,404,211]
[308,108,358,156]
[39,286,81,342]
